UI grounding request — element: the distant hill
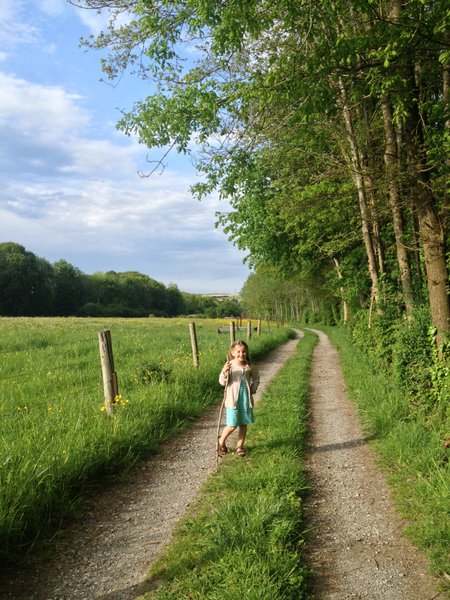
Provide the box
[201,293,241,301]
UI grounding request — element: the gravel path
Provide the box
[0,335,301,600]
[0,329,443,599]
[303,328,443,599]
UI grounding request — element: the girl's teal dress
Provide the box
[226,378,255,426]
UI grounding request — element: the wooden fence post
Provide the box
[98,330,119,417]
[257,318,261,335]
[189,322,199,368]
[229,321,236,344]
[247,319,252,340]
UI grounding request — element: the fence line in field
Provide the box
[97,321,198,413]
[0,319,264,413]
[99,320,262,413]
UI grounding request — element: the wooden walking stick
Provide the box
[216,363,229,468]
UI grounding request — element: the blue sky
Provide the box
[0,0,252,294]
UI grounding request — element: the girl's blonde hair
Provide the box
[227,339,250,362]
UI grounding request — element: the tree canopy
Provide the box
[71,0,449,342]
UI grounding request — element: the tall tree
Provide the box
[53,259,85,316]
[0,242,54,316]
[71,0,449,341]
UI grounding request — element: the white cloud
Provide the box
[75,8,111,36]
[73,2,132,37]
[0,163,250,292]
[0,71,145,179]
[0,0,39,46]
[0,4,251,294]
[0,72,88,134]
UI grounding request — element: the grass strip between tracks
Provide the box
[139,330,317,600]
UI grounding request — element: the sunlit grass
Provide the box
[0,316,292,561]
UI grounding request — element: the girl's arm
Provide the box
[219,362,231,386]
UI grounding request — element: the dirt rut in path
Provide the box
[303,328,443,599]
[0,335,301,600]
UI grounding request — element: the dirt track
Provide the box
[303,329,442,599]
[0,330,443,599]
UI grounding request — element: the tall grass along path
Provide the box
[0,332,302,599]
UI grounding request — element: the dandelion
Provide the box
[114,395,129,409]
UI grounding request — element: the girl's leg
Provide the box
[236,425,247,452]
[219,425,236,448]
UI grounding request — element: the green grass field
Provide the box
[0,316,292,561]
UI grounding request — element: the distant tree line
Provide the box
[0,243,242,318]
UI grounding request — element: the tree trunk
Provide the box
[381,95,414,318]
[365,174,385,276]
[410,208,423,290]
[360,104,385,276]
[443,31,450,233]
[333,257,348,324]
[404,100,449,347]
[338,78,380,312]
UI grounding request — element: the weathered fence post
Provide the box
[229,321,236,344]
[98,330,119,417]
[189,322,199,368]
[247,319,252,340]
[257,318,261,335]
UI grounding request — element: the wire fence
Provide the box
[0,318,260,413]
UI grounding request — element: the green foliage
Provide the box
[350,310,399,366]
[427,329,450,426]
[349,304,449,428]
[0,243,254,318]
[73,1,449,341]
[0,242,55,316]
[53,260,85,316]
[391,306,434,405]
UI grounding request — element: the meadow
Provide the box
[0,316,293,561]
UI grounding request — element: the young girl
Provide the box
[218,340,260,457]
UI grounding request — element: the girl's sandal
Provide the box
[236,447,246,457]
[218,444,228,457]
